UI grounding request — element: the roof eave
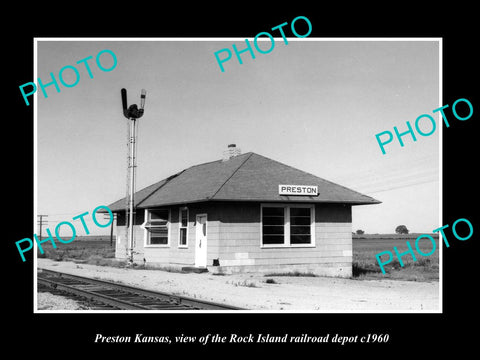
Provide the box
[107,197,381,211]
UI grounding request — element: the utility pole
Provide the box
[37,215,48,242]
[121,88,146,266]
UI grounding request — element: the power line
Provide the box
[334,160,439,187]
[347,171,438,192]
[330,152,440,195]
[363,177,439,194]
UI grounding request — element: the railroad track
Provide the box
[37,268,243,310]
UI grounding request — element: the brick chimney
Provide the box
[222,144,241,161]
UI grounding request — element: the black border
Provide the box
[7,5,478,354]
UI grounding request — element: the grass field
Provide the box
[37,236,116,265]
[352,233,439,281]
[37,234,440,282]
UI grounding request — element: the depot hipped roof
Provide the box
[107,152,380,211]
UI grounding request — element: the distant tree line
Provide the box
[353,225,410,235]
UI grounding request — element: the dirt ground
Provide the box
[36,258,439,312]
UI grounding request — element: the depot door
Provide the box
[195,214,208,267]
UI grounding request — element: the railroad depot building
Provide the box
[107,146,380,277]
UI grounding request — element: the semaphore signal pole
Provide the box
[121,88,146,266]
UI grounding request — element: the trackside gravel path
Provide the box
[37,259,439,312]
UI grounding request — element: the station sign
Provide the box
[279,185,318,196]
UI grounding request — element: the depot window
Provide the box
[144,209,170,246]
[178,207,188,248]
[261,204,315,247]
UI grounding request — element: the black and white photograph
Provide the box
[34,38,441,313]
[6,6,478,354]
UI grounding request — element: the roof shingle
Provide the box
[107,152,380,211]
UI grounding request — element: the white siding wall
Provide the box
[217,221,352,266]
[114,202,353,276]
[115,203,220,266]
[215,203,352,276]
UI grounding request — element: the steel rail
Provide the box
[37,268,244,310]
[38,277,149,310]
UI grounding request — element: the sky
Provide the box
[36,39,440,236]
